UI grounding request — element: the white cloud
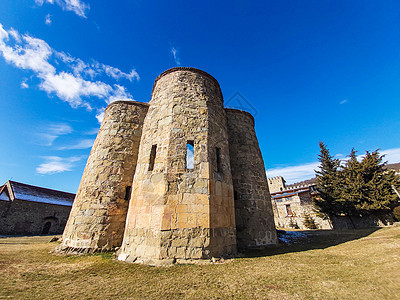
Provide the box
[339,99,348,105]
[21,79,29,89]
[37,123,73,146]
[0,27,55,74]
[266,147,400,185]
[267,162,320,185]
[102,64,140,81]
[95,108,105,123]
[106,84,133,104]
[58,138,95,150]
[35,0,90,18]
[171,47,181,65]
[36,155,84,174]
[0,24,8,41]
[56,52,140,82]
[40,71,110,108]
[0,24,137,111]
[84,127,100,135]
[8,29,21,43]
[380,147,400,163]
[45,14,52,25]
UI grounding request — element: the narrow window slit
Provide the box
[186,141,194,170]
[148,145,157,171]
[124,186,131,201]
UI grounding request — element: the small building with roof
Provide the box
[0,180,75,235]
[270,184,332,229]
[268,163,400,230]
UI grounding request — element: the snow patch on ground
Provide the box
[278,230,310,244]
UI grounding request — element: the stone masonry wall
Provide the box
[0,199,71,235]
[272,193,332,229]
[60,101,148,253]
[226,109,277,249]
[118,68,236,264]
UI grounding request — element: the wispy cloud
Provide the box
[37,123,73,146]
[95,107,105,123]
[380,147,400,163]
[35,0,90,18]
[267,162,320,185]
[55,52,140,82]
[266,147,400,184]
[58,138,95,150]
[84,127,100,135]
[0,24,137,110]
[36,155,84,174]
[45,14,52,25]
[171,47,181,65]
[21,79,29,89]
[339,99,348,105]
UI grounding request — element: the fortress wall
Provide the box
[60,101,148,252]
[226,109,277,248]
[118,68,236,264]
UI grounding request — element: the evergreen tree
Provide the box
[314,144,400,220]
[313,142,342,216]
[356,150,399,215]
[340,148,362,216]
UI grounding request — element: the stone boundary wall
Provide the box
[0,199,71,235]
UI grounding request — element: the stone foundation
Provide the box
[118,227,236,265]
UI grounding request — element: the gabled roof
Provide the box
[286,177,317,189]
[271,187,311,199]
[0,180,75,206]
[386,163,400,171]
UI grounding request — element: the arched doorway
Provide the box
[42,221,52,234]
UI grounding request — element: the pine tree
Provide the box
[356,150,399,215]
[313,142,342,216]
[313,144,400,221]
[340,148,362,216]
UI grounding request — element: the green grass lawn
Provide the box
[0,227,399,299]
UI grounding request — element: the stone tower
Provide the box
[226,109,277,249]
[267,176,286,193]
[58,67,277,262]
[117,68,236,264]
[60,101,148,252]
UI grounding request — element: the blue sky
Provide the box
[0,1,399,192]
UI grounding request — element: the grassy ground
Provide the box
[0,227,399,299]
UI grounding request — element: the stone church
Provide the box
[58,67,277,264]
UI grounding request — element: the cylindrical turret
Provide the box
[118,68,236,264]
[59,101,148,253]
[225,108,277,249]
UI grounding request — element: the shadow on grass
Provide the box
[241,227,380,258]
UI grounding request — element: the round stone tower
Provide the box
[59,101,149,253]
[225,108,277,249]
[118,67,236,264]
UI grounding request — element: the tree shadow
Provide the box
[240,227,381,258]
